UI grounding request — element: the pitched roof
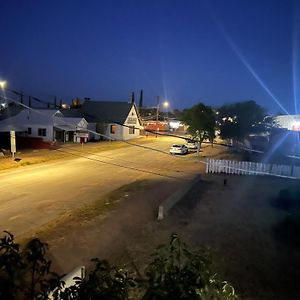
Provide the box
[63,101,135,124]
[0,105,24,121]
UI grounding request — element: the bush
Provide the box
[0,232,237,300]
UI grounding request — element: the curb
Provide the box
[157,174,201,220]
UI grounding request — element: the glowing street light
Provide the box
[0,80,15,158]
[163,100,169,122]
[0,80,7,89]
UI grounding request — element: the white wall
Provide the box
[27,125,54,141]
[105,123,124,140]
[122,105,141,140]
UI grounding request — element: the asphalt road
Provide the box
[0,137,200,237]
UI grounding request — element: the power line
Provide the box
[0,95,198,178]
[4,88,60,108]
[56,148,183,180]
[0,94,177,157]
[67,147,198,176]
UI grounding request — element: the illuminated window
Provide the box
[110,125,116,134]
[129,126,135,134]
[38,128,46,136]
[28,127,32,135]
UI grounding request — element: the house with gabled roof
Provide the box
[63,100,142,140]
[0,107,88,145]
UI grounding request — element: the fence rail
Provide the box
[205,159,300,179]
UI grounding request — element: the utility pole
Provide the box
[196,130,200,157]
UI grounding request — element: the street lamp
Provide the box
[163,100,169,121]
[0,80,7,89]
[0,80,15,158]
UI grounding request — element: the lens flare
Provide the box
[209,7,289,115]
[292,7,299,115]
[263,130,291,163]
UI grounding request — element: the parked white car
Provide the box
[186,139,198,150]
[170,144,188,155]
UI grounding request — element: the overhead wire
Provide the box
[55,148,183,180]
[1,94,299,180]
[0,94,198,178]
[0,94,174,157]
[67,147,198,176]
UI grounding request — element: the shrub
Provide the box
[0,232,237,300]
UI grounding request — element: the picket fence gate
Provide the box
[205,158,300,179]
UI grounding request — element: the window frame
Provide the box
[38,128,47,137]
[110,124,116,134]
[129,126,135,134]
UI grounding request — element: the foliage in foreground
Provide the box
[0,232,237,300]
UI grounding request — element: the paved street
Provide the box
[0,136,201,237]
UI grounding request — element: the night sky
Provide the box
[0,0,299,114]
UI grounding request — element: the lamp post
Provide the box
[0,80,16,159]
[0,80,7,109]
[163,100,169,122]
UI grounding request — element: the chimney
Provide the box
[139,90,143,108]
[131,91,135,104]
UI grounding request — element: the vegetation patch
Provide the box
[1,232,237,300]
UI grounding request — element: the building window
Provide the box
[110,125,116,134]
[38,128,46,137]
[129,126,135,134]
[28,127,32,135]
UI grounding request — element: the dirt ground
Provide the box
[30,172,300,299]
[112,175,300,300]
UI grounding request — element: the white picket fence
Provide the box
[205,159,300,179]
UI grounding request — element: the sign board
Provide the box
[127,117,137,124]
[10,131,16,155]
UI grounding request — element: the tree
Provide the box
[180,103,216,151]
[0,231,61,300]
[217,100,266,141]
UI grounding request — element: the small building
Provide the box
[0,108,88,144]
[62,100,142,140]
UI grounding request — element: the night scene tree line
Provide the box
[145,99,272,151]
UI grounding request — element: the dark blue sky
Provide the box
[0,0,299,114]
